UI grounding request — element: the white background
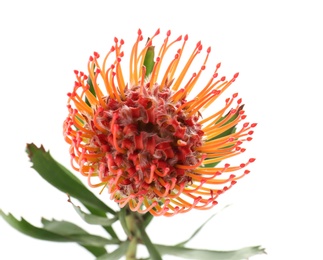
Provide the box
[0,1,322,259]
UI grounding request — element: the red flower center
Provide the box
[89,83,204,201]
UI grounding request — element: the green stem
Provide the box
[121,208,157,259]
[126,236,138,260]
[125,211,139,260]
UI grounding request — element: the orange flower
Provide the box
[63,29,256,217]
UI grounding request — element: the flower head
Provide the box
[63,29,256,217]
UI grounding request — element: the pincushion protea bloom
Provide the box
[63,29,256,217]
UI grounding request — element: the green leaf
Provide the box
[138,221,162,260]
[155,244,266,260]
[97,241,130,260]
[26,143,115,215]
[0,210,70,242]
[78,203,119,240]
[143,45,155,77]
[71,202,118,226]
[176,205,231,247]
[118,207,132,239]
[82,245,108,258]
[41,218,87,235]
[26,143,119,240]
[103,224,119,241]
[41,218,119,247]
[143,212,154,228]
[0,210,111,257]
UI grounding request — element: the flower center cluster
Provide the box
[91,84,204,201]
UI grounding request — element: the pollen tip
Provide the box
[213,73,218,78]
[216,62,221,68]
[138,28,142,35]
[155,28,160,35]
[120,39,125,45]
[207,46,211,53]
[233,93,238,98]
[176,35,182,41]
[89,56,94,61]
[234,72,239,78]
[167,30,171,36]
[184,34,188,41]
[230,109,237,114]
[196,196,202,201]
[114,37,118,43]
[247,137,253,141]
[93,51,99,58]
[251,123,258,127]
[221,76,226,81]
[212,89,221,95]
[249,158,256,163]
[74,70,79,75]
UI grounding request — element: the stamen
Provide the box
[172,41,202,91]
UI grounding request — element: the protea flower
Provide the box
[63,29,256,217]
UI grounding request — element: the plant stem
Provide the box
[126,236,138,260]
[125,211,138,260]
